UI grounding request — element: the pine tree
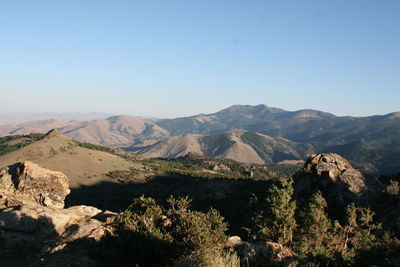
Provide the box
[296,191,336,259]
[250,177,296,245]
[341,203,381,262]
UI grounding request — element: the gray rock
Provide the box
[0,161,70,208]
[297,153,367,211]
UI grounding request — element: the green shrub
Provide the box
[95,195,228,266]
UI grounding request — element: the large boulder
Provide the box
[0,161,70,208]
[0,162,117,262]
[302,153,366,194]
[295,153,367,215]
[0,204,102,235]
[0,203,105,254]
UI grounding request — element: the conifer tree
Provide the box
[342,203,381,262]
[250,177,296,245]
[296,191,335,259]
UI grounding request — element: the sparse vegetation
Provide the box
[75,141,138,161]
[2,133,400,266]
[200,133,235,156]
[0,133,44,156]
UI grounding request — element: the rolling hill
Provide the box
[156,104,337,137]
[127,129,313,165]
[59,115,170,146]
[0,130,280,215]
[157,105,400,149]
[154,105,400,174]
[0,105,399,174]
[0,115,170,147]
[0,129,139,188]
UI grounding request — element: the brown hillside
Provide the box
[0,115,170,147]
[127,129,308,165]
[0,129,137,188]
[60,115,169,146]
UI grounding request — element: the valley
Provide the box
[1,104,399,174]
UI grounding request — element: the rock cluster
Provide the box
[296,153,367,213]
[0,161,117,264]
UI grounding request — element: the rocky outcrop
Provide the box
[0,204,108,253]
[303,153,366,194]
[295,153,367,214]
[0,162,117,264]
[226,236,297,266]
[0,161,70,208]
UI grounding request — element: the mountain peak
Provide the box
[385,112,400,119]
[218,104,278,114]
[42,128,63,139]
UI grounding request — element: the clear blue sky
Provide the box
[1,0,399,118]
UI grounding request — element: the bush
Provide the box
[175,250,240,267]
[386,180,400,195]
[95,195,228,266]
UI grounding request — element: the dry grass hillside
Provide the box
[222,130,265,164]
[0,129,138,188]
[0,115,170,147]
[127,129,311,165]
[130,134,203,158]
[59,115,169,146]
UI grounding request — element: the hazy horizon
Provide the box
[0,103,399,122]
[1,1,399,118]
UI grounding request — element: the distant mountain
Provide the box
[0,119,73,136]
[156,104,336,137]
[155,105,400,173]
[59,115,170,146]
[0,112,113,125]
[0,115,170,147]
[1,105,399,174]
[127,129,312,165]
[157,105,400,149]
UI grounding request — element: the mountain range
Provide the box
[0,104,399,174]
[0,112,113,124]
[0,115,169,146]
[127,129,312,165]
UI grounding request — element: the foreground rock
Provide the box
[226,236,297,266]
[295,153,368,214]
[0,161,117,265]
[0,161,70,208]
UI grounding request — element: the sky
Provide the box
[0,0,399,118]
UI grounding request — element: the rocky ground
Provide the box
[0,161,117,266]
